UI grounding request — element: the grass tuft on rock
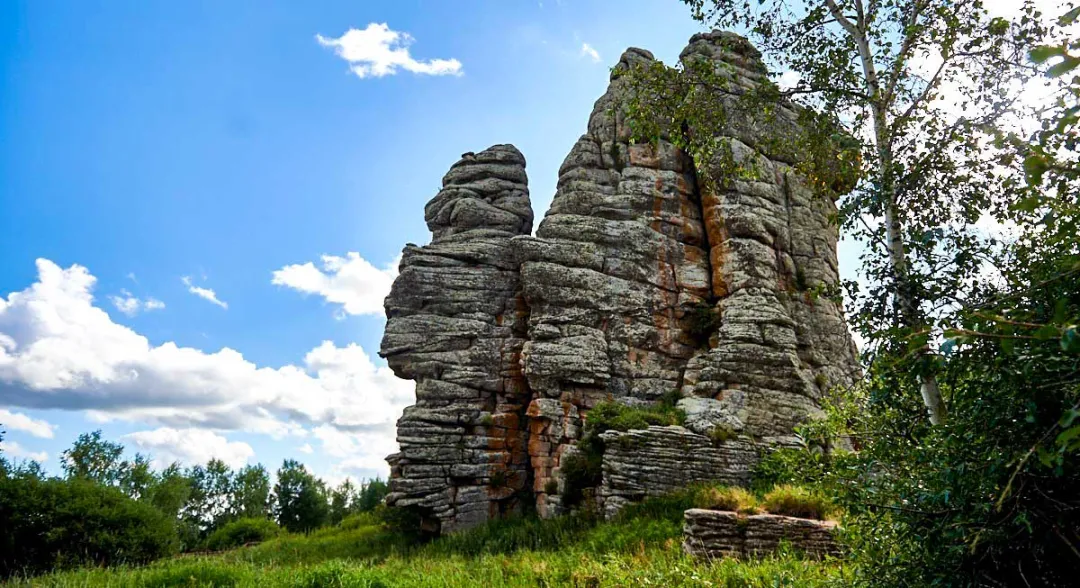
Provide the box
[761,485,836,520]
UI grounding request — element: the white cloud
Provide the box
[580,43,601,63]
[0,259,415,477]
[298,443,313,454]
[0,440,48,462]
[181,276,228,309]
[109,289,165,317]
[272,253,399,317]
[124,427,254,468]
[316,23,463,79]
[777,70,801,91]
[0,408,56,438]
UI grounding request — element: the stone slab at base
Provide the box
[682,508,840,560]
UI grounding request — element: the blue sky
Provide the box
[0,0,719,483]
[0,0,866,484]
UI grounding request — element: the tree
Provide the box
[181,459,234,535]
[328,478,356,525]
[625,0,1054,425]
[356,478,389,513]
[231,464,272,520]
[273,459,328,533]
[61,430,126,484]
[118,453,155,500]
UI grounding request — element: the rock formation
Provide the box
[683,509,841,560]
[381,31,859,534]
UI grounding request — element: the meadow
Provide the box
[10,493,840,588]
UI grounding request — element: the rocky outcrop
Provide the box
[683,509,841,559]
[380,32,859,533]
[380,145,534,533]
[598,426,757,518]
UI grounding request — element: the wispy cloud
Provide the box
[316,23,463,79]
[0,408,57,438]
[580,42,601,63]
[0,440,48,462]
[109,289,165,317]
[181,276,227,309]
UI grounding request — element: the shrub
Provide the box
[762,485,835,520]
[204,517,281,551]
[695,486,761,514]
[0,475,177,578]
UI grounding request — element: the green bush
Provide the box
[0,475,178,578]
[204,517,281,551]
[761,485,835,520]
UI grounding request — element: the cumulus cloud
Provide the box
[181,276,227,309]
[0,408,56,438]
[313,424,399,481]
[124,427,254,468]
[298,443,313,454]
[316,23,463,79]
[109,290,165,317]
[580,43,601,63]
[0,259,415,476]
[272,253,399,317]
[0,440,48,462]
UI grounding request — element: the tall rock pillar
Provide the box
[380,145,534,533]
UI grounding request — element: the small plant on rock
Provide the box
[696,486,761,514]
[762,485,835,520]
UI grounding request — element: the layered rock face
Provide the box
[381,145,534,533]
[683,509,840,559]
[381,32,859,533]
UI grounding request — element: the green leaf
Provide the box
[1034,324,1060,341]
[1048,56,1080,78]
[1030,45,1065,64]
[1011,195,1043,213]
[1055,425,1080,450]
[1061,326,1080,353]
[1000,336,1015,355]
[1023,153,1049,185]
[1060,5,1080,25]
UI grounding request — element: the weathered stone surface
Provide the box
[381,145,534,534]
[598,426,757,519]
[683,509,841,560]
[381,32,860,532]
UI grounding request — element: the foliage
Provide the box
[0,474,177,578]
[230,465,272,521]
[694,486,761,514]
[204,518,281,552]
[273,460,329,533]
[61,430,127,485]
[328,477,389,525]
[760,485,835,521]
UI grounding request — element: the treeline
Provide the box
[0,430,388,578]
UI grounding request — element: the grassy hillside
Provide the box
[10,493,841,587]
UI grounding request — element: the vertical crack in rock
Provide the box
[380,31,861,532]
[380,145,535,534]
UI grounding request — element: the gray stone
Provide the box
[683,508,841,560]
[380,32,860,533]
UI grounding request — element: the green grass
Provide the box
[11,492,842,587]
